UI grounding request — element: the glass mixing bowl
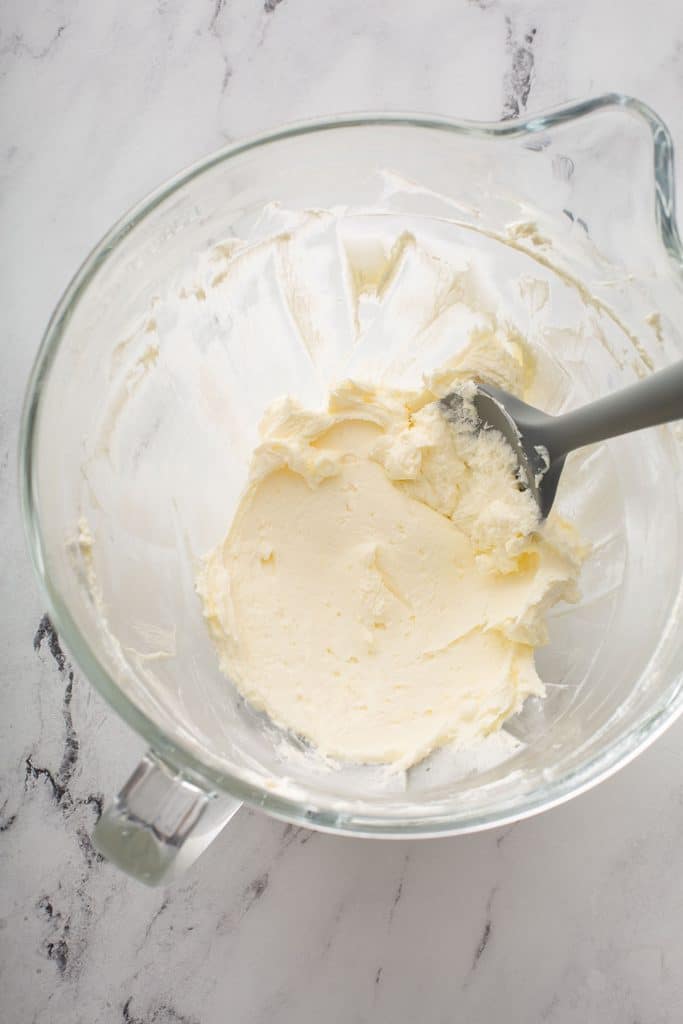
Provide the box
[20,95,683,884]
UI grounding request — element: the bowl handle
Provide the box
[93,750,241,885]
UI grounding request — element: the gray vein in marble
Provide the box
[390,878,403,916]
[23,617,105,877]
[320,901,345,960]
[257,0,288,50]
[28,619,81,805]
[37,893,71,976]
[277,822,314,857]
[122,996,200,1024]
[33,842,101,983]
[206,0,232,94]
[216,870,271,935]
[220,60,232,93]
[279,822,298,851]
[470,885,498,975]
[33,613,67,673]
[0,802,17,832]
[242,871,270,913]
[141,896,171,946]
[0,24,67,64]
[473,920,492,967]
[208,0,226,36]
[75,802,105,869]
[540,993,560,1021]
[372,965,386,1011]
[502,17,536,119]
[496,825,514,847]
[387,853,409,929]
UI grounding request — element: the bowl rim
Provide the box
[19,93,683,836]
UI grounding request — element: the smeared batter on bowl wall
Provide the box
[197,331,586,769]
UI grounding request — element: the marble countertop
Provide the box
[3,1,683,1021]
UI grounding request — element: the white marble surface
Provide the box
[2,1,683,1021]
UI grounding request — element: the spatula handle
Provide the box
[548,358,683,457]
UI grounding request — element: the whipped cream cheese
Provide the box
[198,329,585,768]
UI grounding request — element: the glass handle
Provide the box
[93,751,242,886]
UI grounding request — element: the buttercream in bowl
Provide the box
[198,298,585,768]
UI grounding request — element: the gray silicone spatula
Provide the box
[440,359,683,518]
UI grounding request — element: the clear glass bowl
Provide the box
[20,95,683,884]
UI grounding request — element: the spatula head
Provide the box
[439,384,564,518]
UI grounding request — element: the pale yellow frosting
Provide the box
[197,333,585,769]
